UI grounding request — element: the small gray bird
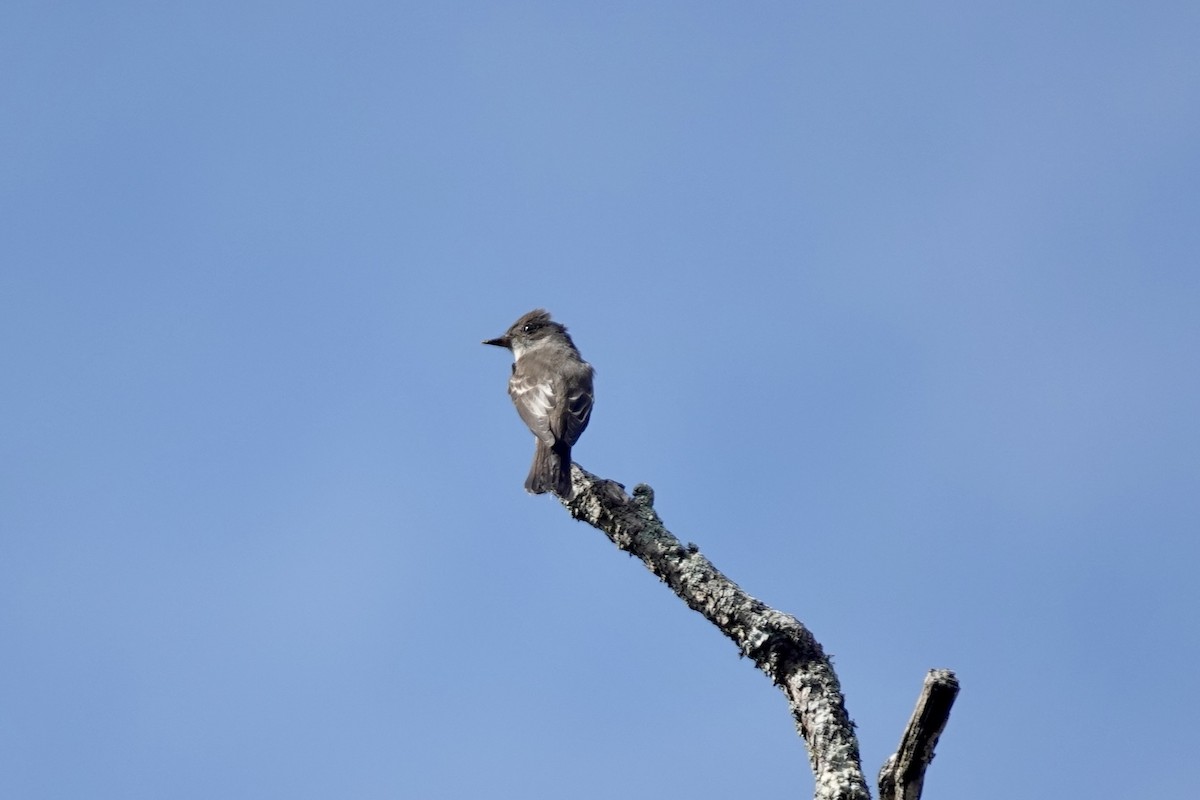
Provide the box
[483,309,595,497]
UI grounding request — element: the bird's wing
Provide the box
[558,382,593,447]
[509,371,557,446]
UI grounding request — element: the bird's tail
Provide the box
[526,440,572,498]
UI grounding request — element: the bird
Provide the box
[483,309,594,498]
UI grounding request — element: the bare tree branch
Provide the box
[562,464,872,800]
[877,669,960,800]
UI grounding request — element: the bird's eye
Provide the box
[522,323,534,333]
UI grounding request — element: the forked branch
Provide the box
[559,464,957,800]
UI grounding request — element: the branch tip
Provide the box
[877,669,960,800]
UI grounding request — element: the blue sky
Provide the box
[3,3,1198,798]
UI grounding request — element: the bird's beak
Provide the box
[482,335,511,348]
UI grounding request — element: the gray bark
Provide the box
[877,670,960,800]
[560,464,957,800]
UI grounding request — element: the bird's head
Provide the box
[483,309,569,359]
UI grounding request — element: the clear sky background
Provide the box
[3,3,1198,798]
